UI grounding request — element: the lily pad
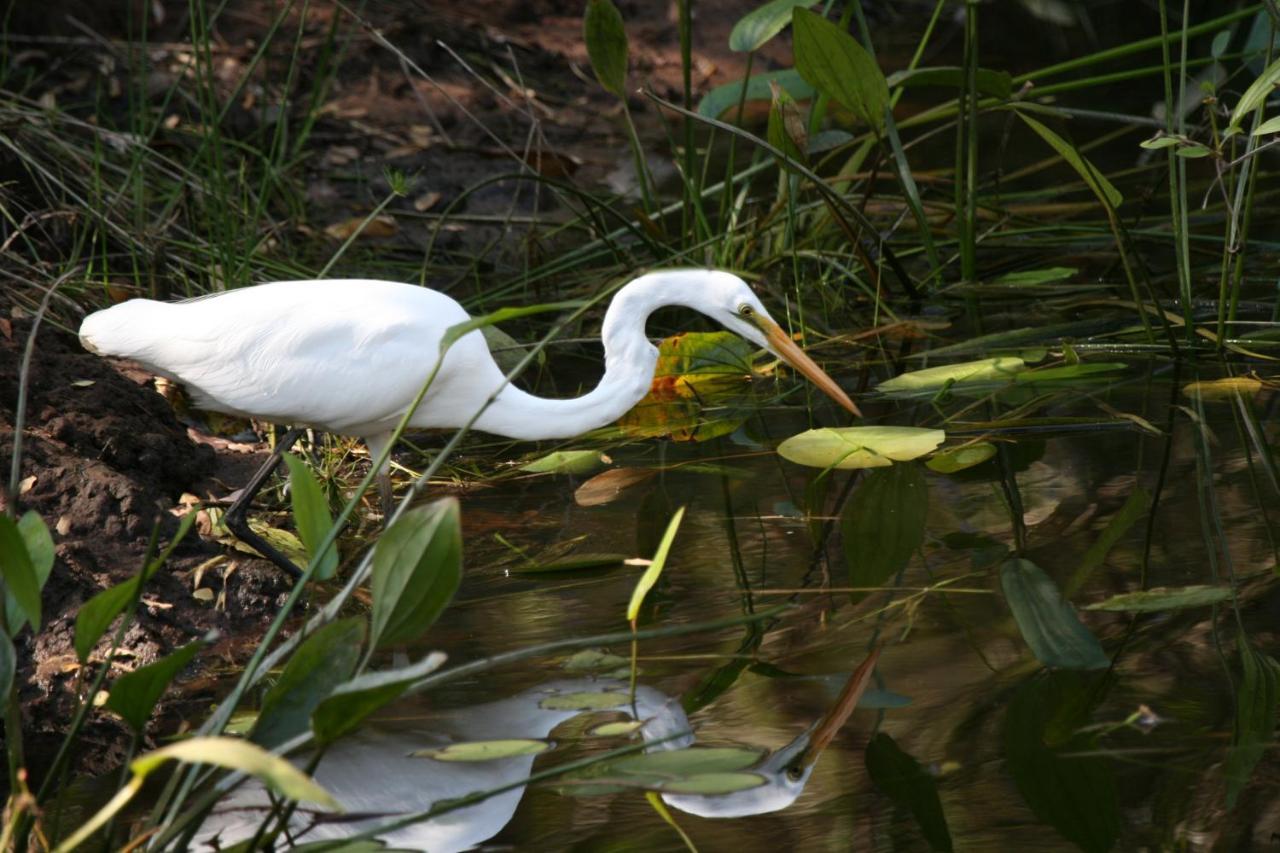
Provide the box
[926,442,997,473]
[878,357,1026,393]
[412,739,552,762]
[778,426,946,470]
[562,650,630,671]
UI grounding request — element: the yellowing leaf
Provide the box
[1182,376,1263,401]
[627,507,685,623]
[777,426,945,470]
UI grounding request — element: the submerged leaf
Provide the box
[866,733,952,851]
[1001,558,1109,670]
[842,463,928,591]
[878,357,1026,393]
[414,739,553,762]
[1226,636,1280,808]
[1085,585,1231,612]
[574,468,657,506]
[778,426,945,470]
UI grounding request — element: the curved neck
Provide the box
[473,274,698,440]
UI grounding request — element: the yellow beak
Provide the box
[802,646,881,767]
[759,318,861,417]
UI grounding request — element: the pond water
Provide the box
[198,360,1278,850]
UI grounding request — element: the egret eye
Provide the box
[737,304,754,317]
[785,764,804,782]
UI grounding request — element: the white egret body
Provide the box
[79,270,857,574]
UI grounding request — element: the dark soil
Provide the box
[0,297,294,783]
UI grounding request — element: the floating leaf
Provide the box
[991,267,1077,286]
[311,652,447,745]
[697,68,814,118]
[1182,376,1264,400]
[106,640,204,733]
[1001,558,1109,670]
[1085,585,1232,612]
[370,498,461,649]
[1226,636,1279,808]
[613,746,764,776]
[792,7,889,132]
[926,442,997,473]
[519,450,608,475]
[842,463,928,591]
[413,739,552,762]
[539,690,629,711]
[1014,362,1126,384]
[778,426,946,470]
[660,772,766,795]
[1019,114,1124,210]
[252,618,363,749]
[282,455,338,581]
[729,0,816,51]
[1066,486,1150,596]
[584,0,629,98]
[588,720,645,737]
[563,649,629,671]
[866,733,953,852]
[628,507,685,623]
[878,357,1026,393]
[1004,672,1119,852]
[886,65,1012,97]
[574,467,657,506]
[0,514,41,634]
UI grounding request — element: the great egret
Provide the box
[195,648,880,849]
[79,270,859,576]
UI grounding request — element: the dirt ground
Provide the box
[0,0,796,783]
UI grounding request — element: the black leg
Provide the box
[224,427,305,580]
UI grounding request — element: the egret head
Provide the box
[694,270,861,416]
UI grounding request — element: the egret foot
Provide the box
[223,427,305,580]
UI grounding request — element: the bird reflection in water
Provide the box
[196,649,879,850]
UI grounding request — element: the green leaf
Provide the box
[842,463,928,592]
[53,736,338,852]
[252,617,364,749]
[697,68,815,118]
[1004,672,1119,852]
[105,640,204,733]
[729,0,816,51]
[1000,558,1109,670]
[5,511,54,634]
[370,498,462,649]
[1138,135,1181,149]
[1230,54,1280,129]
[538,690,630,711]
[519,450,608,475]
[73,514,196,662]
[659,772,766,795]
[627,507,685,623]
[865,733,952,851]
[0,632,15,703]
[311,652,447,745]
[412,739,552,762]
[926,442,997,473]
[1018,113,1124,210]
[584,0,629,98]
[778,426,946,470]
[991,267,1077,286]
[511,552,628,573]
[1085,585,1232,612]
[767,80,808,163]
[1013,362,1127,384]
[792,7,889,132]
[886,65,1012,98]
[1251,114,1280,135]
[0,514,41,634]
[613,746,764,776]
[1174,144,1212,158]
[1226,636,1280,808]
[1065,486,1150,596]
[878,357,1027,393]
[282,454,338,581]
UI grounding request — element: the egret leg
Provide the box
[364,432,396,525]
[224,427,305,580]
